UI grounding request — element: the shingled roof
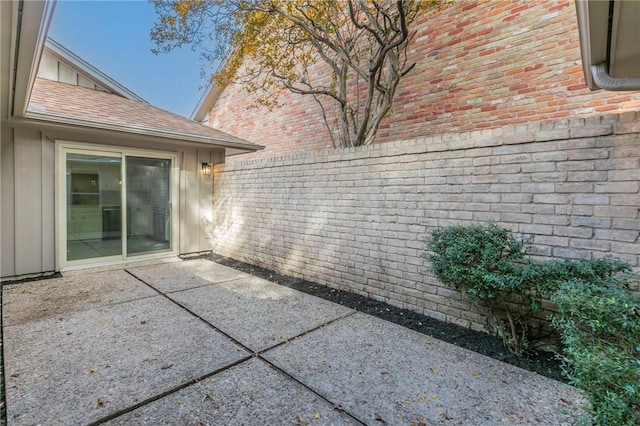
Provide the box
[27,77,261,151]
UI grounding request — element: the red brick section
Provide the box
[208,0,640,161]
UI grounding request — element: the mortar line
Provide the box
[87,354,254,425]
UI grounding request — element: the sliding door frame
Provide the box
[55,141,179,270]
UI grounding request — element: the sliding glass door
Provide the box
[66,153,123,262]
[61,146,176,267]
[126,157,171,255]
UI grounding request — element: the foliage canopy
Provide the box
[151,0,446,147]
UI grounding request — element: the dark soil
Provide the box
[209,254,567,383]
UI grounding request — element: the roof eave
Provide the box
[190,83,222,122]
[10,112,264,152]
[5,0,57,119]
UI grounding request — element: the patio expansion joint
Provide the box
[257,357,367,426]
[122,269,366,425]
[86,354,255,426]
[123,269,256,355]
[257,310,357,356]
[0,292,161,329]
[253,310,367,425]
[159,274,255,295]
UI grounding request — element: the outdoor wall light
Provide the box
[201,162,212,177]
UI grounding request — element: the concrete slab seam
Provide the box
[159,275,260,295]
[123,269,256,355]
[124,268,366,424]
[86,354,255,426]
[244,312,366,424]
[258,355,367,426]
[2,293,160,328]
[256,310,357,356]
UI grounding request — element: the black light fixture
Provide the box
[201,162,212,177]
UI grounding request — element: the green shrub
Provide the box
[427,222,639,425]
[427,223,540,354]
[551,275,639,425]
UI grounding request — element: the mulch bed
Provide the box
[208,254,566,383]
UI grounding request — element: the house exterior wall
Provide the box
[0,127,55,277]
[38,49,109,92]
[1,126,16,276]
[211,112,640,332]
[207,0,640,161]
[0,125,222,278]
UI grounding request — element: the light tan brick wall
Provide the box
[208,0,640,162]
[212,112,640,332]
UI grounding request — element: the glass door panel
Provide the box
[66,153,122,261]
[126,156,171,256]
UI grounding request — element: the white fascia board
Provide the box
[10,0,56,118]
[1,1,16,121]
[190,50,234,121]
[190,83,222,122]
[44,38,146,102]
[11,112,264,152]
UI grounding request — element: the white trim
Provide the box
[189,48,233,121]
[190,83,222,122]
[60,254,181,273]
[9,0,57,118]
[11,113,264,152]
[56,140,180,270]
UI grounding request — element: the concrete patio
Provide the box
[3,258,586,425]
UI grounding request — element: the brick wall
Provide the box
[212,112,640,332]
[208,0,640,161]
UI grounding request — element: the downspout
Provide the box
[590,0,640,91]
[591,63,640,91]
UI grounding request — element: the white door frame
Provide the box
[55,141,179,270]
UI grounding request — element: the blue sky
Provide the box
[49,0,214,118]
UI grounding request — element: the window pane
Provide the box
[66,153,122,261]
[126,156,171,255]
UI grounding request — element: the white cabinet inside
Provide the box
[67,206,102,241]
